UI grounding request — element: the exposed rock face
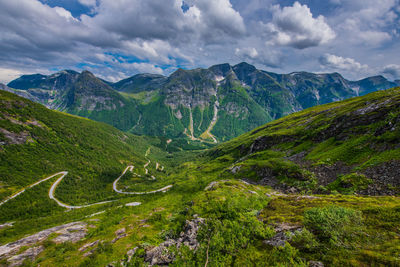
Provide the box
[163,68,217,110]
[0,128,32,145]
[144,216,205,266]
[144,240,176,266]
[126,247,138,263]
[113,73,167,93]
[51,223,88,244]
[7,246,44,267]
[0,222,13,229]
[0,221,87,265]
[361,160,400,195]
[79,240,100,257]
[111,228,127,243]
[309,260,325,267]
[264,223,302,247]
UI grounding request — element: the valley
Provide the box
[0,86,399,266]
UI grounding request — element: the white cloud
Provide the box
[265,2,335,49]
[88,0,245,45]
[54,7,76,21]
[319,54,369,72]
[358,31,392,45]
[382,64,400,80]
[235,47,258,59]
[334,0,398,46]
[128,63,164,75]
[78,0,97,7]
[191,0,246,41]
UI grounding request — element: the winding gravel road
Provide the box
[0,172,67,206]
[49,172,115,209]
[112,166,173,195]
[1,163,172,210]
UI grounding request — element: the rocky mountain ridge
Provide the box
[2,62,397,143]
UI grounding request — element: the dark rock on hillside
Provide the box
[144,216,204,266]
[208,63,233,77]
[309,261,325,267]
[361,161,400,195]
[264,222,302,247]
[7,73,48,90]
[113,73,167,93]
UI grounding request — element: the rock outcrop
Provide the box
[0,221,88,266]
[144,216,205,266]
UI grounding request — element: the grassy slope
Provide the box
[0,90,195,227]
[1,89,400,266]
[202,87,400,194]
[0,90,145,200]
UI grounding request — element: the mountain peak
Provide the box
[113,73,167,93]
[233,62,256,72]
[80,70,95,77]
[208,63,232,78]
[7,74,47,90]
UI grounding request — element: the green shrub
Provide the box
[339,173,372,189]
[290,229,319,252]
[304,205,363,246]
[328,173,372,194]
[264,243,307,266]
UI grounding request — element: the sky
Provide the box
[0,0,399,83]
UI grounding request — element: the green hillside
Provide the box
[0,90,192,225]
[0,88,399,267]
[205,86,400,195]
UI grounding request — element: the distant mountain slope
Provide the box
[204,87,400,195]
[0,90,150,204]
[113,73,167,93]
[3,62,397,142]
[3,70,141,131]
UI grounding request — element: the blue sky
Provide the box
[0,0,399,83]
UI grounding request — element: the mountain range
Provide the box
[2,62,398,142]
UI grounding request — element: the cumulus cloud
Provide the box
[235,47,258,59]
[382,64,400,80]
[188,0,246,42]
[265,2,335,49]
[86,0,245,45]
[334,0,398,46]
[234,42,282,68]
[78,0,97,7]
[319,54,369,71]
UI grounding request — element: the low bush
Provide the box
[303,205,363,246]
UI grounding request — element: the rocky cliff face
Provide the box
[66,71,126,112]
[163,68,218,109]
